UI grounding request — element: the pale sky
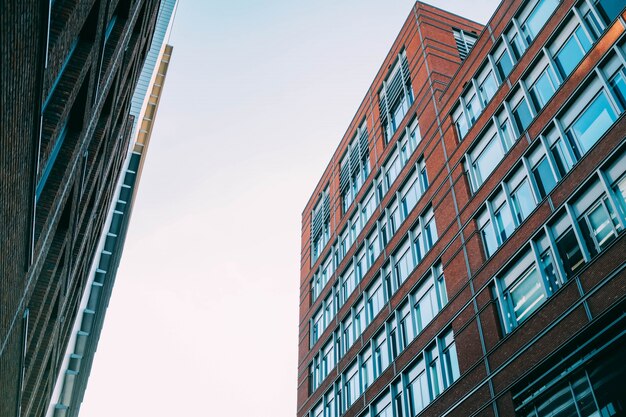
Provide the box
[81,1,499,416]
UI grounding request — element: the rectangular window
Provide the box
[552,212,586,278]
[413,273,439,332]
[344,363,360,408]
[361,346,374,391]
[470,129,504,189]
[527,63,560,110]
[453,107,469,140]
[550,20,592,78]
[564,91,618,156]
[512,96,533,133]
[478,209,499,257]
[519,0,559,44]
[394,240,414,285]
[367,275,385,322]
[406,357,430,416]
[478,66,499,106]
[374,330,390,376]
[528,143,558,198]
[493,40,515,80]
[398,301,415,350]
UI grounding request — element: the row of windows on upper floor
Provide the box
[309,261,446,395]
[465,18,626,195]
[472,40,626,259]
[451,0,622,142]
[309,328,459,417]
[491,144,626,332]
[310,176,435,351]
[312,51,418,267]
[311,118,422,297]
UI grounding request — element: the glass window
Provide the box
[595,0,623,24]
[368,230,381,266]
[520,0,559,44]
[613,175,626,217]
[565,91,618,155]
[553,216,586,278]
[440,330,460,386]
[608,70,626,110]
[398,302,415,350]
[578,197,621,255]
[466,93,480,124]
[511,179,536,223]
[344,363,360,408]
[532,155,558,198]
[406,358,430,416]
[454,108,469,139]
[413,277,438,332]
[472,134,504,187]
[508,266,547,323]
[426,343,443,397]
[495,47,514,80]
[367,276,385,322]
[374,330,390,376]
[494,197,515,241]
[395,242,414,285]
[512,97,533,133]
[373,391,393,417]
[361,347,374,390]
[528,65,559,110]
[481,217,499,257]
[553,26,592,77]
[479,70,499,105]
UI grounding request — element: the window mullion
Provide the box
[494,276,513,333]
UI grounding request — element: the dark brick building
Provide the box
[0,0,168,416]
[299,1,626,417]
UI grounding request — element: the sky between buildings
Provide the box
[81,1,499,416]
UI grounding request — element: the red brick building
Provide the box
[299,1,626,416]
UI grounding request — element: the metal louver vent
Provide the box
[359,128,368,159]
[453,29,477,61]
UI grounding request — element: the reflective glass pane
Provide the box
[513,98,533,132]
[587,203,616,250]
[522,0,559,43]
[481,221,499,257]
[555,33,586,77]
[496,50,514,80]
[567,92,617,154]
[609,72,626,110]
[512,180,536,222]
[533,157,558,197]
[495,201,515,241]
[509,268,547,322]
[474,137,504,185]
[480,71,498,105]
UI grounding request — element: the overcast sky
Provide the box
[80,1,499,416]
